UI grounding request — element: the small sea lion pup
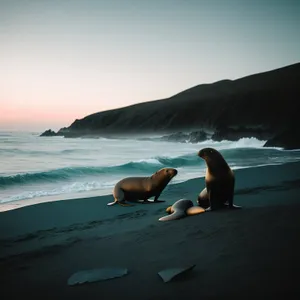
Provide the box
[159,199,205,221]
[197,148,241,211]
[107,168,178,206]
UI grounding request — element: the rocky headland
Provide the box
[41,62,300,149]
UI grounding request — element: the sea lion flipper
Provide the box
[118,201,134,207]
[229,204,242,209]
[207,188,220,210]
[158,211,186,222]
[141,200,165,204]
[107,198,133,207]
[153,194,161,202]
[186,206,206,216]
[224,202,242,209]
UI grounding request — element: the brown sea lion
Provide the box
[107,168,178,206]
[198,148,241,211]
[159,199,206,221]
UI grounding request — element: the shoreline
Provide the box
[1,160,300,298]
[1,160,300,240]
[1,159,299,213]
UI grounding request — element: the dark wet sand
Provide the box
[1,162,300,299]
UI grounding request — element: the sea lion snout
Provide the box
[198,149,204,158]
[158,167,177,179]
[168,168,178,177]
[198,148,216,159]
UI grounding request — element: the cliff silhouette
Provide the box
[41,62,300,149]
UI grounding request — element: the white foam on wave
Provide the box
[134,158,162,164]
[196,137,266,149]
[226,137,266,148]
[0,180,118,203]
[231,162,284,171]
[107,158,162,168]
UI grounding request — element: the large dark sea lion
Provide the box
[159,199,205,221]
[198,148,241,211]
[107,168,178,206]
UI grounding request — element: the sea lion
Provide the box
[198,147,241,211]
[107,167,178,206]
[159,199,205,221]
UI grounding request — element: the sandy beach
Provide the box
[1,161,300,299]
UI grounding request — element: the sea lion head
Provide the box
[151,167,178,185]
[166,205,173,214]
[198,147,224,161]
[198,148,229,171]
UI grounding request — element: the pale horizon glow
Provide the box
[1,0,299,132]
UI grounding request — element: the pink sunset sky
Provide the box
[1,0,299,132]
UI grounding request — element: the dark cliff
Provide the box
[42,62,300,148]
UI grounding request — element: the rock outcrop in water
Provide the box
[40,127,69,137]
[263,126,300,150]
[160,130,208,143]
[40,129,57,137]
[211,126,272,142]
[41,62,300,149]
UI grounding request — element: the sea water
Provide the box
[1,131,300,210]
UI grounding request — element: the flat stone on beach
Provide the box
[158,264,196,283]
[67,267,128,286]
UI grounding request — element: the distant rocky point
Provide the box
[40,127,68,137]
[40,62,300,149]
[40,129,57,137]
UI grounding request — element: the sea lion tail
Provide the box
[158,211,186,222]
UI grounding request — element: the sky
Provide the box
[0,0,299,132]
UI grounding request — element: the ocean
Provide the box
[1,131,300,211]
